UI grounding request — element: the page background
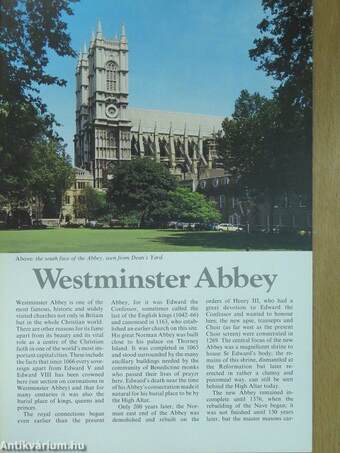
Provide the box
[0,251,312,453]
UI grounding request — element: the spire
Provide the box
[96,19,103,38]
[120,23,127,44]
[83,41,87,54]
[90,30,95,45]
[198,125,201,138]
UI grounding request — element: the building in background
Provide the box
[193,174,312,231]
[61,167,93,223]
[72,22,311,232]
[74,22,223,189]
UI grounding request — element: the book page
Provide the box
[0,1,313,452]
[0,251,312,453]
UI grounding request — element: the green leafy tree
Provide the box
[30,138,74,218]
[249,0,312,196]
[0,0,78,206]
[116,211,140,228]
[157,187,221,224]
[249,0,312,110]
[0,0,78,106]
[0,102,52,206]
[219,90,288,232]
[107,159,177,227]
[74,186,109,221]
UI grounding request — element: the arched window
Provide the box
[106,61,117,92]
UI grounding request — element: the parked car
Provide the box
[63,222,82,228]
[167,221,204,231]
[176,222,188,230]
[86,220,98,228]
[216,223,243,232]
[167,221,178,229]
[32,220,48,229]
[206,222,220,231]
[109,219,122,228]
[88,221,106,229]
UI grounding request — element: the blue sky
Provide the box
[39,0,274,156]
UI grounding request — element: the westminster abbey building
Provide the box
[74,22,223,189]
[67,22,311,232]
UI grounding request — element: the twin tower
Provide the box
[75,22,223,188]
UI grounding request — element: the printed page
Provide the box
[0,1,313,452]
[0,252,312,453]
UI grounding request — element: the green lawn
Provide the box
[0,228,312,252]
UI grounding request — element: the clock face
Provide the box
[106,104,118,119]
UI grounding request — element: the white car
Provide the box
[217,223,242,232]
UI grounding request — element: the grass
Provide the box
[0,228,312,253]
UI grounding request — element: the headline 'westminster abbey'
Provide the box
[74,22,223,189]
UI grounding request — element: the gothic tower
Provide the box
[75,21,131,188]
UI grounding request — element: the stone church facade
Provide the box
[70,22,311,231]
[74,23,224,189]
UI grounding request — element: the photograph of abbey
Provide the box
[0,0,312,252]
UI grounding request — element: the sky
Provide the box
[39,0,275,157]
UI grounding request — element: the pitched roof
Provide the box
[127,107,224,137]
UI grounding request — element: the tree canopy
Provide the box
[0,0,78,218]
[249,0,312,111]
[107,159,177,227]
[218,1,313,231]
[165,187,221,224]
[0,106,74,211]
[0,0,78,107]
[249,1,312,194]
[30,138,74,217]
[218,90,289,231]
[219,90,287,187]
[0,102,50,203]
[74,186,109,221]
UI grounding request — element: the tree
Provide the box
[30,138,74,218]
[0,0,78,106]
[249,0,312,110]
[74,186,109,221]
[249,0,312,196]
[0,0,78,208]
[0,102,53,206]
[115,211,140,228]
[107,159,177,227]
[218,90,288,232]
[158,187,221,224]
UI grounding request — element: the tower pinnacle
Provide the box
[96,19,103,38]
[120,23,127,45]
